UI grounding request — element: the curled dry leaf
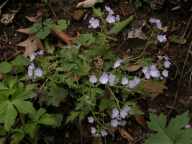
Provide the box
[127,28,146,40]
[52,29,73,45]
[76,0,103,8]
[141,80,167,97]
[17,35,44,57]
[25,10,43,22]
[118,128,134,142]
[17,27,73,45]
[0,73,3,80]
[16,28,32,35]
[135,115,147,127]
[127,64,141,72]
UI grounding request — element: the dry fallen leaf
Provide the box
[135,115,147,127]
[127,28,146,40]
[118,128,134,142]
[52,29,73,45]
[25,10,43,22]
[141,80,167,97]
[76,0,103,8]
[127,64,141,72]
[17,35,44,57]
[0,73,3,80]
[16,28,32,35]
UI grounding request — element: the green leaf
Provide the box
[39,114,62,127]
[168,112,189,130]
[54,19,70,31]
[48,86,67,107]
[11,55,29,67]
[30,19,54,39]
[175,129,192,144]
[93,8,103,18]
[148,113,167,132]
[166,112,190,140]
[99,99,115,111]
[0,62,12,74]
[11,131,24,144]
[0,82,8,90]
[170,35,187,45]
[23,123,37,138]
[145,112,192,144]
[4,102,17,131]
[13,100,35,114]
[76,33,96,46]
[145,132,173,144]
[109,15,134,34]
[66,111,80,123]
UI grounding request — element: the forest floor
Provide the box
[0,0,192,144]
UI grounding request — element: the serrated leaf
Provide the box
[99,99,115,111]
[39,114,62,127]
[66,111,80,123]
[23,123,37,138]
[93,8,103,17]
[168,112,189,130]
[148,113,167,132]
[11,55,29,67]
[0,82,8,90]
[76,33,96,46]
[145,112,192,144]
[4,102,17,131]
[175,129,192,144]
[166,112,190,139]
[109,16,134,34]
[145,131,173,144]
[48,86,67,107]
[13,100,35,114]
[11,131,24,144]
[54,19,70,31]
[0,62,12,74]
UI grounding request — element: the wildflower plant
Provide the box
[0,4,173,142]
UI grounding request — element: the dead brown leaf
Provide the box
[127,64,141,72]
[16,28,32,35]
[25,10,43,22]
[52,29,73,45]
[135,115,147,127]
[17,35,44,57]
[118,128,134,142]
[127,28,146,40]
[141,80,167,97]
[0,73,3,80]
[76,0,103,8]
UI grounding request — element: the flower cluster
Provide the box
[111,106,131,127]
[30,50,44,61]
[27,50,44,79]
[89,73,141,89]
[28,63,43,79]
[142,56,171,80]
[105,6,120,24]
[149,18,162,30]
[88,6,120,29]
[89,58,141,89]
[87,116,108,137]
[149,18,167,43]
[88,17,100,29]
